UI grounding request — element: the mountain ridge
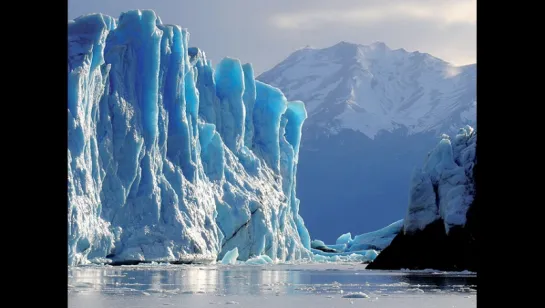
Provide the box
[258,41,476,140]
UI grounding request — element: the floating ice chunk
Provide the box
[342,292,369,298]
[312,254,329,263]
[327,243,347,252]
[245,255,274,265]
[349,219,403,251]
[310,240,326,249]
[311,249,378,263]
[221,248,239,265]
[336,232,352,245]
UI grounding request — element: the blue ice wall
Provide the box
[242,64,256,148]
[67,10,311,265]
[252,81,288,173]
[404,126,476,234]
[214,58,246,153]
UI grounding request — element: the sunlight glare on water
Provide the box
[68,263,476,308]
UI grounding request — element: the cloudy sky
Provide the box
[68,0,476,75]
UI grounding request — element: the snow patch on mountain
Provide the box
[258,41,476,139]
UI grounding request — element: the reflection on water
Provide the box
[400,273,477,290]
[68,264,476,298]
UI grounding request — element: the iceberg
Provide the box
[348,219,403,251]
[221,247,239,265]
[311,249,378,263]
[67,10,311,266]
[307,220,402,263]
[244,255,274,265]
[404,126,476,234]
[310,219,403,256]
[336,232,352,245]
[327,243,348,251]
[342,292,370,299]
[367,126,477,271]
[310,239,326,249]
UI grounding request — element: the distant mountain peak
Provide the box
[334,40,357,46]
[330,40,390,48]
[296,44,313,51]
[369,41,390,50]
[257,42,476,139]
[328,41,392,54]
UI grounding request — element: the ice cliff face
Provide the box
[403,126,477,233]
[67,10,311,266]
[367,126,477,271]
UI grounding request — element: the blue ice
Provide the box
[221,247,239,265]
[67,10,311,266]
[404,127,476,234]
[336,233,352,245]
[308,219,403,262]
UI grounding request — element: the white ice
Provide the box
[404,126,476,233]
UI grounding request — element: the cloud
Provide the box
[67,0,476,72]
[270,0,476,30]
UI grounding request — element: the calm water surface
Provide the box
[68,263,476,308]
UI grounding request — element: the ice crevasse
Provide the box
[67,10,312,266]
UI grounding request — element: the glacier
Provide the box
[67,10,312,266]
[404,126,476,234]
[367,126,477,271]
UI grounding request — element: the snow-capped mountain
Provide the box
[259,41,476,138]
[258,42,476,242]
